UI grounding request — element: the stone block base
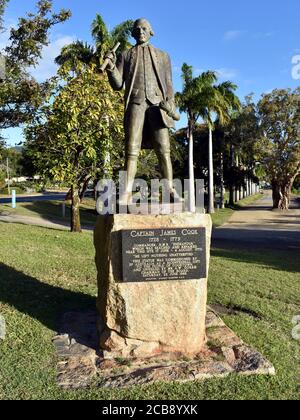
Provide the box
[94,213,212,358]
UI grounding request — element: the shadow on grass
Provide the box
[2,201,97,229]
[26,201,97,225]
[211,247,300,274]
[0,263,96,334]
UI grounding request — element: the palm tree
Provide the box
[92,14,133,60]
[176,65,240,213]
[55,14,133,70]
[55,41,96,70]
[176,64,217,212]
[203,81,241,214]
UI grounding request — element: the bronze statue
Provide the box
[104,18,180,204]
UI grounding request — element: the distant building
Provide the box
[4,176,40,183]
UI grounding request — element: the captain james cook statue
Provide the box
[103,18,181,205]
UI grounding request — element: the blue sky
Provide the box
[2,0,300,146]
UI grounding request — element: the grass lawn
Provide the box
[0,222,299,400]
[211,193,263,227]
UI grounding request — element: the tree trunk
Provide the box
[220,152,225,209]
[71,185,82,233]
[79,176,92,202]
[235,154,240,202]
[208,127,215,214]
[188,121,196,213]
[272,180,291,210]
[229,144,235,206]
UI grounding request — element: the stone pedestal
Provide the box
[94,213,212,359]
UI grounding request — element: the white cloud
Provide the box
[216,68,238,80]
[29,34,76,81]
[194,68,205,75]
[0,21,75,81]
[223,30,243,42]
[252,31,274,40]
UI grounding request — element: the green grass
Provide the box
[210,208,235,228]
[211,193,263,227]
[0,222,299,400]
[0,199,97,227]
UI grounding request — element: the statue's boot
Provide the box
[118,156,137,206]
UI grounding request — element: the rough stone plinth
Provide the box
[53,308,275,389]
[94,213,212,358]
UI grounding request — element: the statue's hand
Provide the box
[159,100,180,122]
[104,51,117,71]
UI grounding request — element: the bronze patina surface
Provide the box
[105,18,180,204]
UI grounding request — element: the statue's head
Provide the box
[132,18,154,45]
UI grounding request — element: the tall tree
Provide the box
[55,41,95,71]
[25,61,124,232]
[0,1,71,133]
[202,81,241,214]
[225,96,260,205]
[258,88,300,210]
[55,14,133,71]
[0,0,9,32]
[176,64,216,212]
[92,14,133,60]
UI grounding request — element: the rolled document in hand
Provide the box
[100,42,121,73]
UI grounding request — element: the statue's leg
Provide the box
[147,106,173,186]
[120,103,146,204]
[148,106,183,202]
[153,131,174,191]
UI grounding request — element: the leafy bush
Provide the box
[0,169,6,189]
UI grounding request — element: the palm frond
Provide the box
[110,20,134,52]
[55,41,95,68]
[91,14,110,54]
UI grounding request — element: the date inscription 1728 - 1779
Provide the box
[122,228,207,283]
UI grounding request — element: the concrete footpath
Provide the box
[0,213,73,230]
[212,191,300,250]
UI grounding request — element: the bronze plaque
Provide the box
[122,228,206,282]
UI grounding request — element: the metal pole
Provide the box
[12,190,16,209]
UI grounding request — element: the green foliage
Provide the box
[25,12,132,231]
[256,88,300,208]
[56,13,134,74]
[293,175,300,190]
[176,64,240,129]
[25,60,124,201]
[0,1,71,134]
[91,14,134,60]
[137,134,185,181]
[0,168,5,189]
[0,146,23,177]
[5,0,71,67]
[176,65,217,128]
[257,88,300,186]
[55,41,95,71]
[0,0,9,32]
